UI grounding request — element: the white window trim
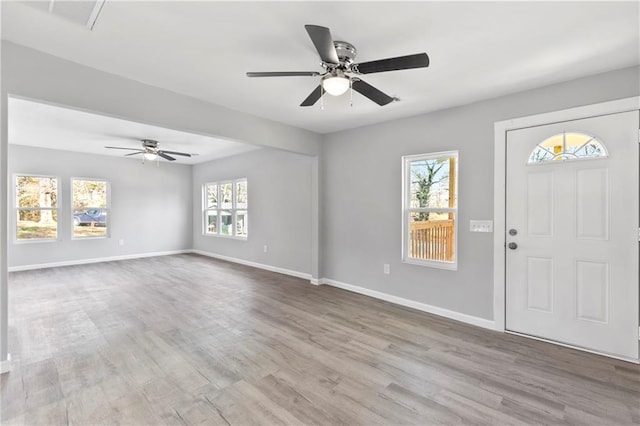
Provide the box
[401,150,458,270]
[13,173,61,244]
[71,177,111,240]
[203,178,248,240]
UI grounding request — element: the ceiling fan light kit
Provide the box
[246,24,430,108]
[322,70,350,96]
[143,152,158,161]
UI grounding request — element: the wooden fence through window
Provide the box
[409,219,455,262]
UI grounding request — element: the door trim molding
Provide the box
[493,96,640,332]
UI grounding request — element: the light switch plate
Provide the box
[470,220,493,233]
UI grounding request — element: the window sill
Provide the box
[203,233,248,241]
[71,236,110,241]
[402,258,458,271]
[14,238,59,244]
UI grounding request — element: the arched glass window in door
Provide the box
[528,132,607,164]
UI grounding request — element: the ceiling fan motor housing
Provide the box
[333,41,357,67]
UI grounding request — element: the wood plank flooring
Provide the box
[1,253,638,425]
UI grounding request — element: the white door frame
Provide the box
[493,97,640,337]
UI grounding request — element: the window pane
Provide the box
[206,184,218,208]
[235,211,248,237]
[529,132,607,164]
[73,208,108,238]
[236,180,247,209]
[221,183,232,209]
[408,212,455,262]
[220,210,233,235]
[409,156,456,209]
[72,179,107,208]
[16,176,58,208]
[577,142,605,158]
[72,180,108,238]
[17,209,57,240]
[206,210,218,234]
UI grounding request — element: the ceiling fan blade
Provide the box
[305,24,339,65]
[300,85,323,107]
[105,146,143,151]
[247,71,321,78]
[158,152,176,161]
[352,53,430,74]
[124,151,144,157]
[352,79,394,106]
[160,150,192,157]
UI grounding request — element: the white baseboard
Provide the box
[1,354,11,374]
[191,249,312,281]
[8,250,191,272]
[320,278,497,331]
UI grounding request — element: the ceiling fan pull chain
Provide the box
[320,85,324,111]
[350,78,353,107]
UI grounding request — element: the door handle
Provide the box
[508,242,518,250]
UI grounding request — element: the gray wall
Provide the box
[193,149,313,275]
[8,145,192,268]
[321,66,640,321]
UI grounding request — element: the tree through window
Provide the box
[402,151,458,269]
[72,178,109,238]
[15,175,59,241]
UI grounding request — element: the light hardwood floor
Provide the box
[1,254,638,425]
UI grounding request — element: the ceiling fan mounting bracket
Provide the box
[141,139,158,149]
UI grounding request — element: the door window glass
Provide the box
[528,132,607,164]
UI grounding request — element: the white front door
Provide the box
[505,110,639,360]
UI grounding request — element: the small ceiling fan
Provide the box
[247,24,430,107]
[105,139,192,162]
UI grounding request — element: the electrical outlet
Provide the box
[118,239,125,246]
[383,264,390,274]
[263,245,268,253]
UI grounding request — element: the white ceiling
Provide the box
[8,97,260,164]
[2,1,639,135]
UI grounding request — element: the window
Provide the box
[72,178,109,238]
[402,151,458,269]
[15,175,59,241]
[204,179,248,238]
[528,132,607,164]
